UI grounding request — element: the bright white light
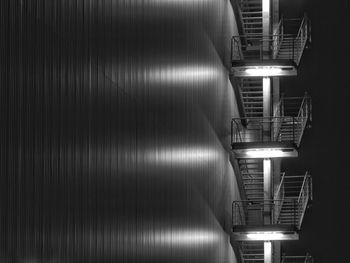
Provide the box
[263,77,270,88]
[264,241,272,263]
[247,232,285,241]
[245,67,283,77]
[262,0,270,13]
[245,149,284,158]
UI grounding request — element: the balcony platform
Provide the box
[231,141,298,158]
[232,225,299,241]
[231,60,297,77]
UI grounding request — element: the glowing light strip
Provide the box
[245,149,284,158]
[247,232,285,241]
[245,67,283,77]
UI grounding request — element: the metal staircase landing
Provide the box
[231,13,311,77]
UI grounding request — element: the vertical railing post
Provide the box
[231,37,233,62]
[309,175,313,201]
[232,202,234,229]
[293,117,295,143]
[294,199,297,226]
[292,38,295,61]
[231,120,234,145]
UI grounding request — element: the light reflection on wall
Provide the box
[147,229,222,246]
[125,0,212,5]
[144,146,220,165]
[148,65,222,85]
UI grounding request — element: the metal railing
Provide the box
[272,16,284,59]
[274,172,313,200]
[240,241,264,263]
[274,93,312,146]
[231,94,311,147]
[231,116,303,146]
[232,199,295,227]
[293,14,311,65]
[275,94,312,119]
[231,34,292,61]
[274,172,312,229]
[231,14,311,65]
[297,172,313,228]
[281,254,314,263]
[273,172,286,221]
[232,173,312,229]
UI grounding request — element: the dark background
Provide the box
[280,0,350,261]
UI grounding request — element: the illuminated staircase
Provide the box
[231,93,312,158]
[231,173,313,241]
[239,159,264,201]
[275,15,311,66]
[231,13,311,77]
[239,78,264,118]
[240,241,264,263]
[274,172,312,229]
[240,0,263,38]
[274,94,312,147]
[229,2,313,262]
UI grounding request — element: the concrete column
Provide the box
[263,78,271,117]
[263,158,272,224]
[262,0,270,57]
[264,241,272,263]
[262,0,271,35]
[263,77,272,226]
[263,77,271,141]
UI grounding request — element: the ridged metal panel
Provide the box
[0,0,241,262]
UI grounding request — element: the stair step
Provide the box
[242,11,263,15]
[241,91,263,94]
[244,101,264,105]
[242,17,263,20]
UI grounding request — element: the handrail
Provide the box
[298,171,310,203]
[297,93,311,119]
[233,201,245,226]
[293,14,311,65]
[281,254,313,263]
[295,93,311,145]
[295,14,308,44]
[295,19,305,41]
[273,15,284,35]
[231,116,300,145]
[273,98,282,118]
[271,172,312,229]
[232,33,295,38]
[272,16,284,59]
[231,118,244,143]
[273,172,285,224]
[232,199,298,226]
[274,172,285,200]
[231,14,310,65]
[231,96,311,148]
[231,33,296,62]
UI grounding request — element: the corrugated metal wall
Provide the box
[0,0,241,262]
